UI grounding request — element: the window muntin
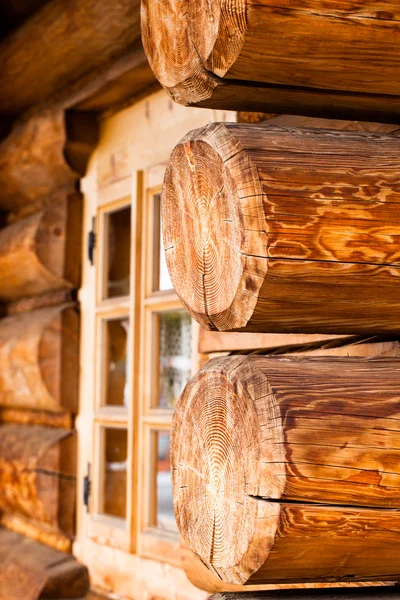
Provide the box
[150,430,176,532]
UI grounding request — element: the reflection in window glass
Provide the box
[153,193,172,292]
[100,428,127,519]
[152,431,176,531]
[105,205,131,299]
[155,311,192,409]
[103,317,130,407]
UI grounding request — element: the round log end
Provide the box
[171,356,281,584]
[162,123,267,331]
[141,0,246,105]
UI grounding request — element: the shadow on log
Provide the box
[0,196,82,301]
[0,528,88,599]
[0,304,79,413]
[0,424,76,535]
[142,0,400,121]
[172,356,400,585]
[163,124,400,335]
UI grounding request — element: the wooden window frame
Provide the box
[136,171,199,565]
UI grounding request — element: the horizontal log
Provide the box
[0,513,72,553]
[0,305,79,413]
[0,196,82,300]
[0,407,72,429]
[0,424,76,535]
[180,545,398,594]
[142,1,400,120]
[211,591,400,600]
[164,124,400,334]
[199,330,400,357]
[0,304,79,413]
[6,289,77,316]
[0,528,88,599]
[172,356,400,585]
[0,109,95,214]
[0,0,140,117]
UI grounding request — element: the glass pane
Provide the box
[104,205,131,299]
[100,427,127,519]
[155,311,192,409]
[152,431,176,531]
[102,317,130,407]
[153,193,172,292]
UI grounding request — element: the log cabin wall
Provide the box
[74,87,236,600]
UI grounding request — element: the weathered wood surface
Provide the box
[0,305,79,413]
[210,591,400,600]
[0,407,72,430]
[0,424,76,535]
[0,528,88,599]
[142,0,400,121]
[0,197,82,301]
[172,356,400,585]
[0,109,93,214]
[0,0,141,117]
[6,289,76,317]
[180,545,399,594]
[164,124,400,334]
[0,513,72,553]
[199,330,400,357]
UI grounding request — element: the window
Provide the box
[137,177,198,559]
[83,169,198,561]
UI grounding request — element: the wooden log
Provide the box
[0,528,88,599]
[163,124,400,334]
[0,425,76,535]
[142,1,400,121]
[0,305,79,413]
[0,109,93,214]
[0,513,72,553]
[172,356,400,585]
[6,289,77,316]
[0,0,140,117]
[0,407,72,430]
[0,196,82,300]
[199,330,400,356]
[210,591,400,600]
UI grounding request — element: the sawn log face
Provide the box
[172,356,400,585]
[163,123,400,334]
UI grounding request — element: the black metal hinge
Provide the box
[88,216,96,265]
[83,463,91,511]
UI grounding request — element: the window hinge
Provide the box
[88,216,96,265]
[83,463,91,511]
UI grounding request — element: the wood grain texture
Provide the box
[0,305,79,413]
[0,109,87,212]
[0,196,82,301]
[0,424,76,535]
[0,513,72,553]
[164,123,400,334]
[142,0,400,120]
[199,331,400,357]
[0,0,140,117]
[6,289,76,317]
[211,590,400,600]
[172,356,400,585]
[0,528,88,599]
[0,407,72,429]
[180,545,399,593]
